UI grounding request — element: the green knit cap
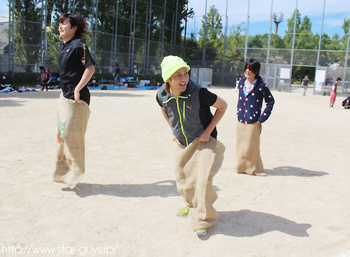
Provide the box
[161,55,190,82]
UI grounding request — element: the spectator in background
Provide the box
[301,75,309,96]
[235,76,242,92]
[88,75,99,87]
[39,66,52,91]
[342,96,350,109]
[330,77,341,108]
[0,74,7,90]
[115,64,120,86]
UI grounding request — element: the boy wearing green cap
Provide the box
[156,56,227,236]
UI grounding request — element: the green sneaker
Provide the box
[176,205,190,218]
[195,229,207,236]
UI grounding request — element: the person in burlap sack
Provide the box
[236,59,274,176]
[156,56,227,237]
[53,13,95,189]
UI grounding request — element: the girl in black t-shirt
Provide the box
[58,13,95,105]
[53,13,95,189]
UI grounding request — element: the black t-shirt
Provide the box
[59,37,95,105]
[302,78,309,87]
[199,87,218,138]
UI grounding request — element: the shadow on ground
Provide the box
[265,166,329,177]
[202,209,311,240]
[62,180,178,198]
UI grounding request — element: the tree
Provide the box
[45,1,92,71]
[185,32,201,61]
[319,33,343,65]
[46,26,61,70]
[273,13,284,34]
[342,18,350,35]
[224,23,245,71]
[341,18,350,54]
[270,34,285,49]
[14,0,42,72]
[198,5,223,63]
[297,16,316,50]
[142,0,193,47]
[248,34,266,48]
[283,9,301,48]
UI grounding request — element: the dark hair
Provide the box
[165,82,170,93]
[336,77,341,81]
[39,66,44,70]
[59,13,89,39]
[244,59,261,78]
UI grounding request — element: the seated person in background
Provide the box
[0,74,7,90]
[88,75,99,87]
[342,97,350,109]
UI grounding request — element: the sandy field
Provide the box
[0,86,349,257]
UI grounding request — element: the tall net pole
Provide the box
[8,0,15,81]
[342,30,350,94]
[221,0,228,84]
[290,0,298,87]
[40,0,48,67]
[244,0,250,63]
[202,0,208,66]
[266,0,274,65]
[316,0,326,67]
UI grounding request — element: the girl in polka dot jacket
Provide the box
[236,59,274,176]
[237,66,274,124]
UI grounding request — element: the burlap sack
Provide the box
[53,94,90,189]
[175,137,225,230]
[236,122,264,175]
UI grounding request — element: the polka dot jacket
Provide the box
[237,76,275,124]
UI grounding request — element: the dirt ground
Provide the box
[0,87,349,257]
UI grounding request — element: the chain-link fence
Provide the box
[0,0,349,95]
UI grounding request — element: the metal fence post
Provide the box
[342,31,350,95]
[202,0,208,67]
[244,0,250,63]
[266,0,273,65]
[40,0,47,67]
[290,0,298,89]
[221,0,228,85]
[316,0,326,68]
[8,0,15,81]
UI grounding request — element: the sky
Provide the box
[0,0,349,37]
[187,0,350,37]
[0,0,7,16]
